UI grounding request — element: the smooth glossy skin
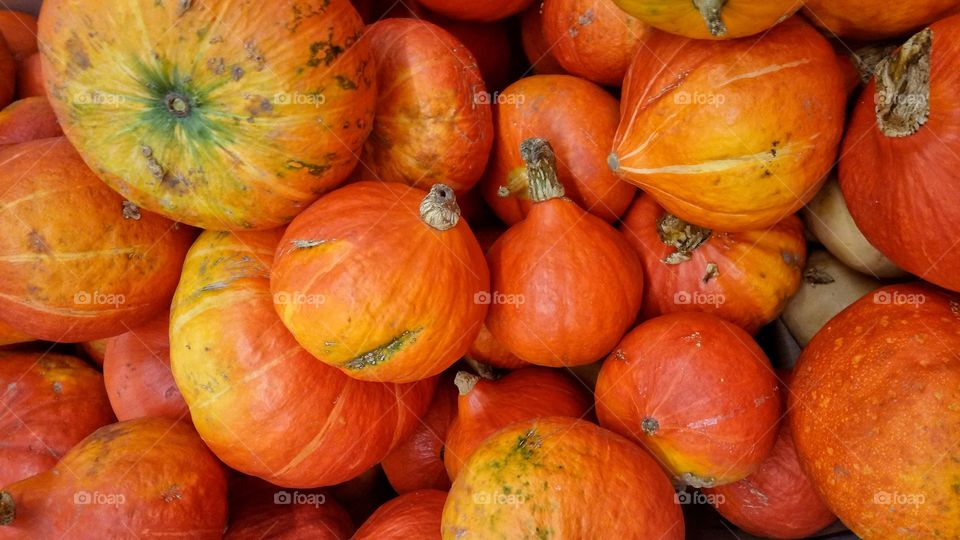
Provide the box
[0,321,31,347]
[611,17,846,231]
[790,283,960,539]
[225,477,354,540]
[170,229,436,487]
[621,193,806,334]
[0,138,194,342]
[612,0,799,39]
[38,0,375,230]
[481,75,635,224]
[597,312,782,487]
[0,98,62,145]
[0,352,114,487]
[0,11,37,61]
[803,0,959,40]
[520,5,567,75]
[355,490,446,539]
[271,182,489,383]
[437,18,513,91]
[442,417,685,539]
[0,418,227,539]
[361,19,492,194]
[417,0,534,22]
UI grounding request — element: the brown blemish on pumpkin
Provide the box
[161,484,183,502]
[682,331,703,348]
[641,416,659,435]
[702,262,720,283]
[28,231,50,254]
[52,381,62,393]
[231,65,245,81]
[206,57,225,75]
[176,0,193,15]
[342,329,423,370]
[66,37,91,69]
[334,75,357,91]
[286,0,331,33]
[244,40,267,71]
[122,201,141,220]
[658,214,711,264]
[804,266,835,285]
[307,31,346,68]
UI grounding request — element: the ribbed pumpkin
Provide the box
[0,418,228,539]
[803,0,958,40]
[611,0,799,39]
[486,138,643,367]
[442,417,685,539]
[225,476,354,540]
[271,182,489,383]
[355,490,446,539]
[0,138,194,343]
[620,193,806,334]
[416,0,534,22]
[171,229,436,487]
[520,5,566,75]
[38,0,375,231]
[444,367,593,479]
[0,352,114,487]
[611,17,846,231]
[0,98,62,146]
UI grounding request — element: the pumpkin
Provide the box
[79,340,108,368]
[0,417,227,538]
[597,312,781,487]
[442,417,685,539]
[329,466,392,525]
[0,321,31,347]
[840,20,960,292]
[416,0,534,22]
[790,283,960,538]
[703,426,836,539]
[0,138,194,343]
[435,18,513,91]
[225,476,354,540]
[0,35,13,109]
[620,193,805,334]
[482,75,634,224]
[171,228,436,487]
[38,0,375,231]
[360,19,493,194]
[803,0,959,40]
[355,490,446,539]
[103,310,188,422]
[520,5,567,75]
[486,139,643,367]
[271,182,489,383]
[0,352,114,487]
[381,375,458,494]
[541,0,648,86]
[0,11,36,61]
[0,98,62,146]
[444,367,592,479]
[611,0,799,39]
[14,52,41,99]
[610,17,846,231]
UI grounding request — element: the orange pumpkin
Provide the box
[171,229,436,487]
[611,0,799,39]
[416,0,535,22]
[620,193,806,333]
[0,97,62,146]
[442,417,685,539]
[520,5,567,75]
[0,11,37,61]
[272,182,489,383]
[355,490,446,539]
[39,0,375,231]
[611,17,846,231]
[79,340,108,368]
[486,139,643,367]
[435,18,513,91]
[14,52,42,99]
[0,321,31,347]
[225,476,354,539]
[597,312,781,487]
[0,138,195,343]
[0,35,13,109]
[803,0,959,40]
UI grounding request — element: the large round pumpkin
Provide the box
[790,283,960,538]
[611,0,799,39]
[0,98,62,146]
[441,417,685,539]
[0,352,114,488]
[355,490,446,539]
[416,0,534,22]
[171,228,436,487]
[0,417,227,539]
[611,17,846,231]
[621,193,805,334]
[38,0,375,231]
[803,0,959,40]
[840,19,960,292]
[0,137,194,342]
[597,312,781,487]
[271,182,489,383]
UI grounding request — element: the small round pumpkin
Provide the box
[272,182,489,383]
[0,137,195,343]
[355,490,446,539]
[487,138,643,367]
[597,312,781,487]
[610,0,799,39]
[520,5,567,75]
[611,17,846,231]
[14,52,42,99]
[225,477,354,540]
[441,417,685,539]
[803,0,959,40]
[416,0,535,22]
[0,11,37,61]
[621,193,805,334]
[0,98,62,145]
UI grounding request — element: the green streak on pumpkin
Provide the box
[342,329,422,370]
[334,75,357,91]
[286,158,332,176]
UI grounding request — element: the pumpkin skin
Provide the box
[14,53,42,99]
[0,138,195,343]
[541,0,648,86]
[482,75,635,224]
[0,98,62,146]
[611,0,798,39]
[171,228,436,487]
[442,417,685,539]
[803,0,959,40]
[790,283,960,539]
[225,476,354,540]
[520,5,567,75]
[354,490,446,539]
[620,193,805,334]
[0,352,114,487]
[272,182,489,383]
[436,18,513,91]
[79,339,108,368]
[611,17,846,231]
[0,11,36,61]
[0,35,13,109]
[0,321,31,347]
[444,367,593,479]
[0,417,227,539]
[703,426,836,539]
[38,0,375,231]
[103,310,189,422]
[840,19,960,292]
[416,0,535,22]
[596,312,781,487]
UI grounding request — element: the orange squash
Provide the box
[0,97,62,146]
[0,35,13,109]
[0,321,31,347]
[79,340,108,368]
[611,0,799,39]
[14,52,41,99]
[435,18,513,91]
[803,0,959,40]
[416,0,535,22]
[0,11,37,61]
[520,5,567,75]
[355,490,446,539]
[225,476,354,539]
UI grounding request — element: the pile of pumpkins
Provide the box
[0,0,958,538]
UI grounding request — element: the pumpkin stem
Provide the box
[419,184,461,231]
[520,138,565,203]
[692,0,728,37]
[0,492,14,526]
[462,358,498,381]
[497,167,530,199]
[454,371,482,395]
[656,213,712,265]
[875,28,932,138]
[850,43,897,84]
